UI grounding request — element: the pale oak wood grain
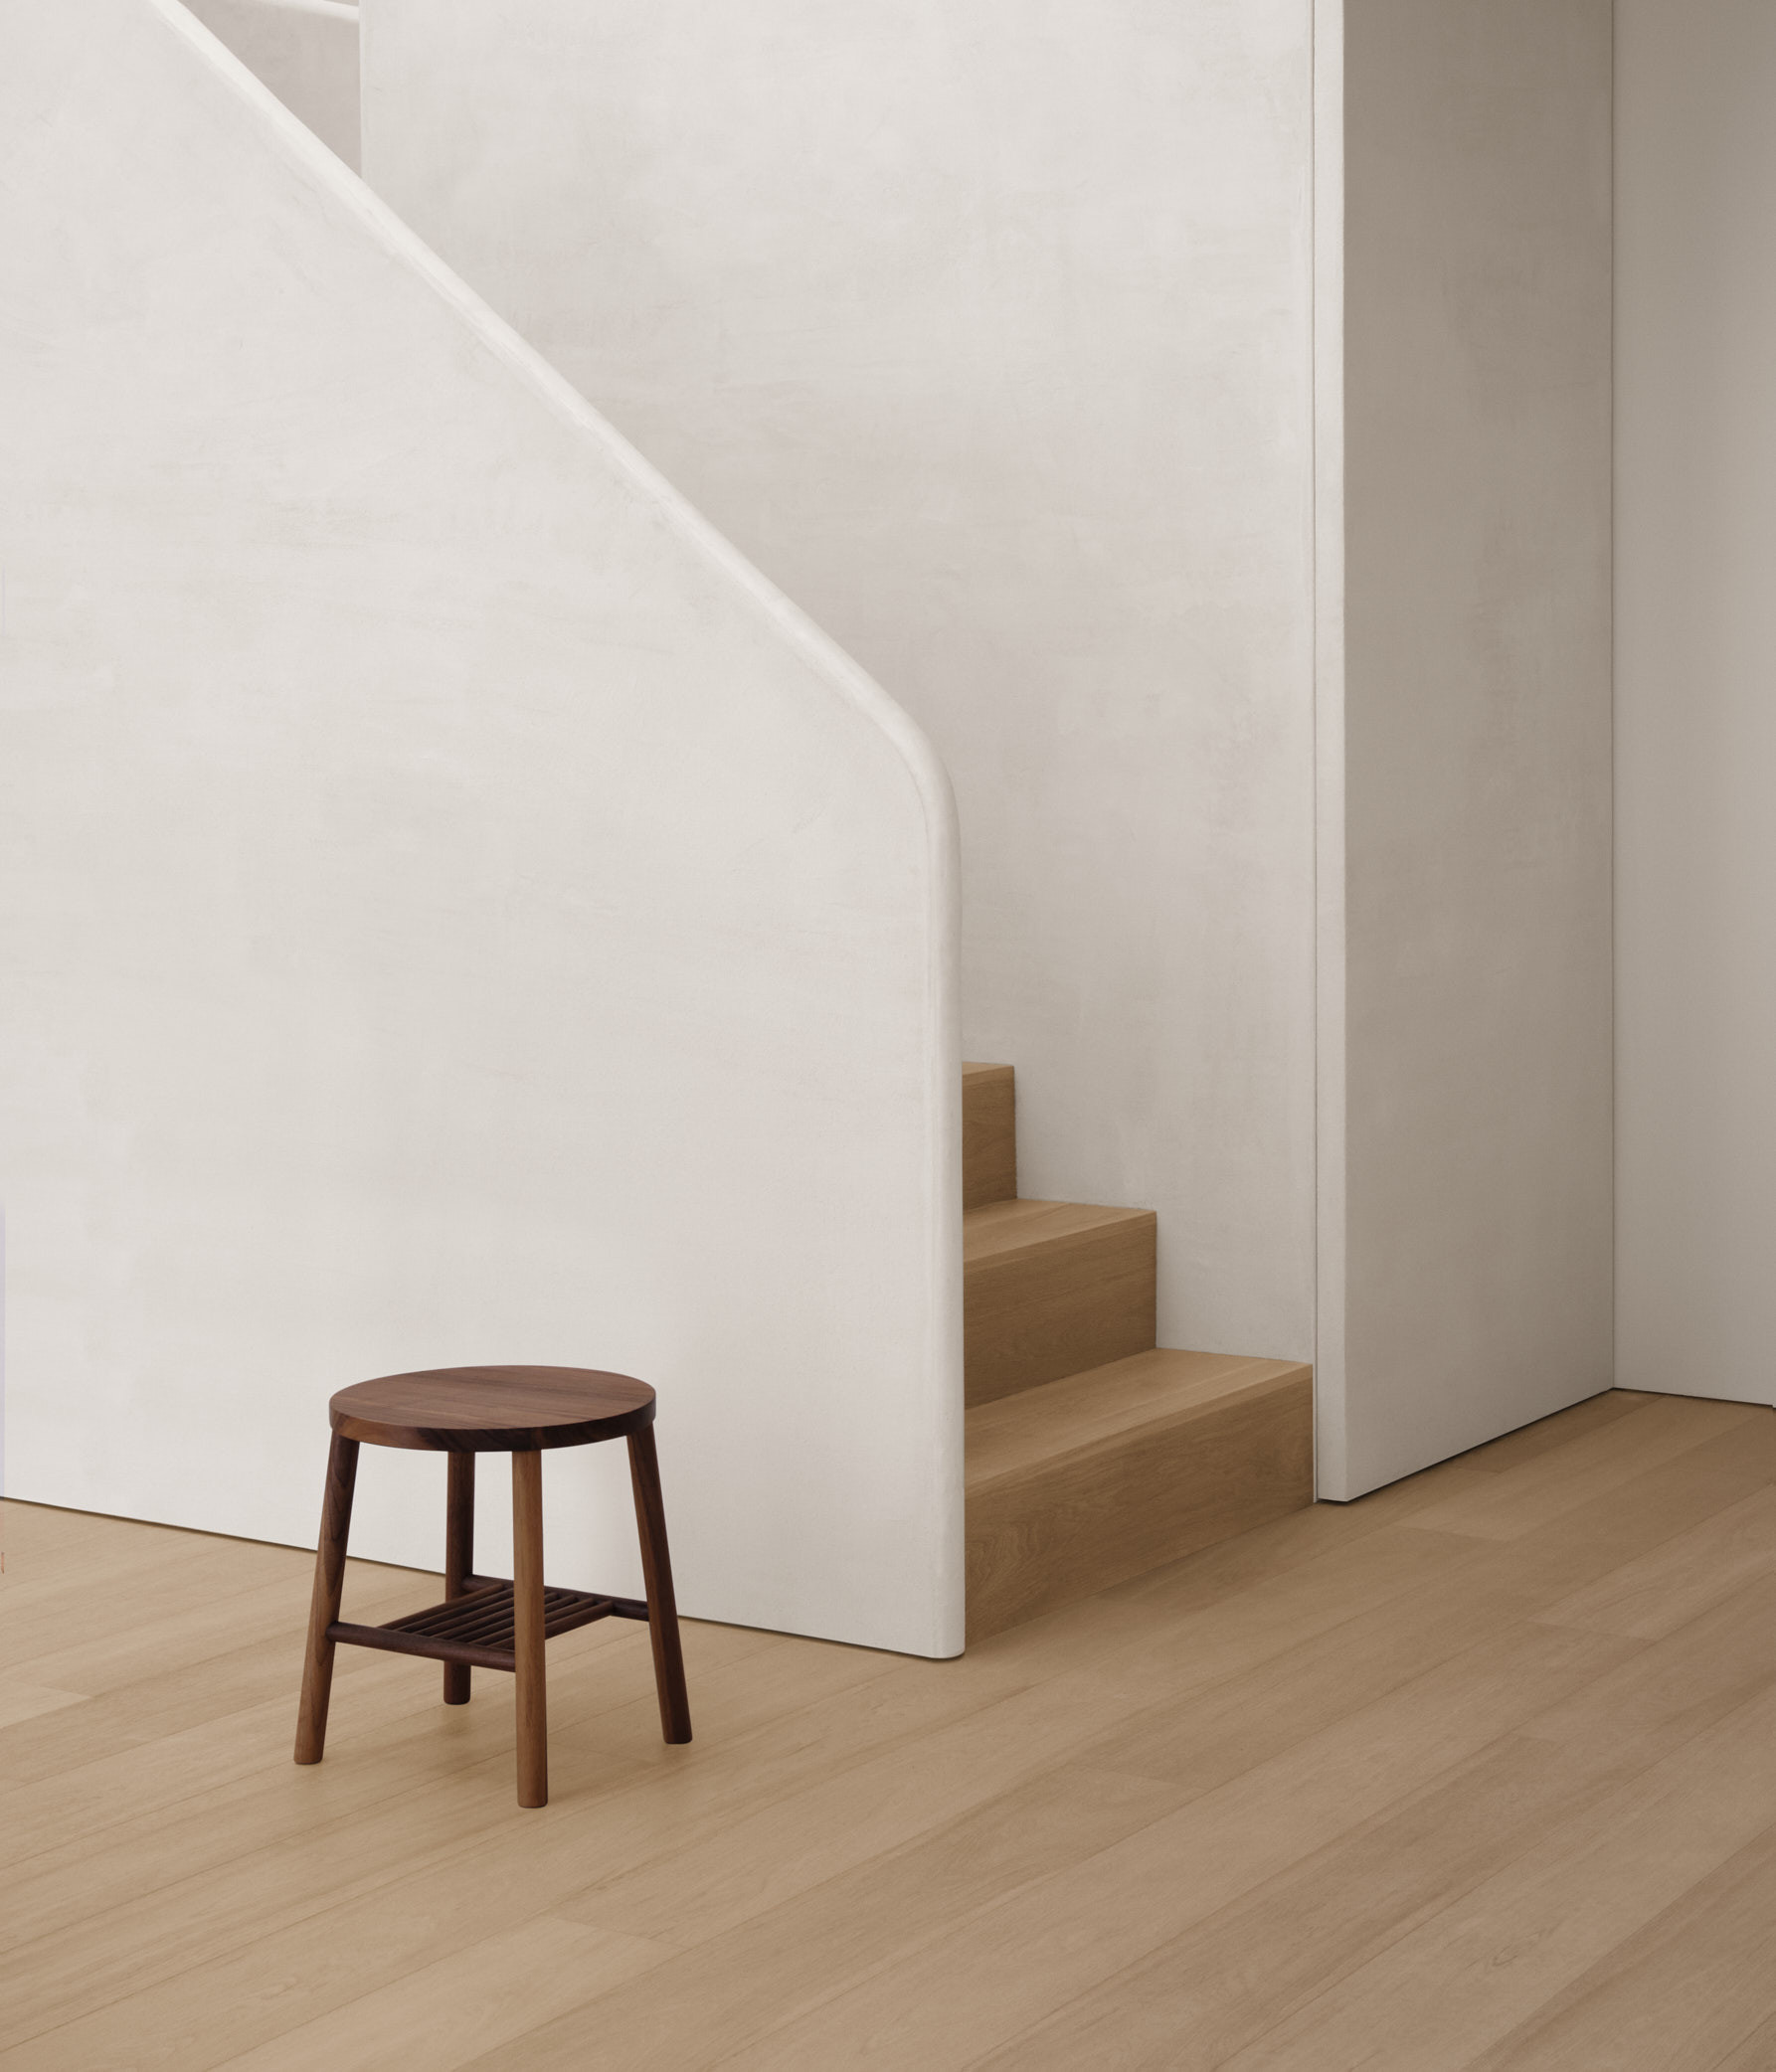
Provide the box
[966,1351,1313,1639]
[963,1198,1155,1404]
[705,1620,1641,2071]
[209,1916,667,2072]
[1454,1386,1658,1472]
[1462,1820,1776,2072]
[470,1768,1187,2072]
[961,1060,1016,1209]
[1711,2009,1776,2070]
[1519,1571,1776,1760]
[0,1684,87,1732]
[3,1396,1770,2072]
[1210,1680,1776,2072]
[1403,1393,1762,1541]
[970,1733,1649,2072]
[1535,1482,1776,1639]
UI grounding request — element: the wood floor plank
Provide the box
[0,1564,432,1812]
[198,1916,668,2072]
[0,1684,87,1732]
[1709,2010,1776,2071]
[556,1644,1205,1948]
[0,1625,852,2054]
[699,1621,1640,2070]
[967,1731,1655,2072]
[1403,1394,1763,1541]
[3,1613,1094,2062]
[1453,1388,1659,1473]
[0,1496,148,1557]
[0,1526,276,1664]
[1210,1679,1776,2072]
[462,1768,1189,2072]
[1534,1483,1776,1639]
[1461,1819,1776,2072]
[1075,1565,1545,1795]
[2,1394,1765,2072]
[1401,1429,1776,1613]
[979,1578,1775,2070]
[10,1565,379,1697]
[1520,1572,1776,1760]
[0,1621,686,1975]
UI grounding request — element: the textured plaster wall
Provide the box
[361,0,1322,1369]
[180,0,361,170]
[1326,0,1616,1494]
[0,0,963,1655]
[1615,0,1776,1408]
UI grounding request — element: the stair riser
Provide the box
[965,1214,1156,1406]
[966,1371,1314,1640]
[962,1065,1016,1209]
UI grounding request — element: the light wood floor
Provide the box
[3,1387,1773,2070]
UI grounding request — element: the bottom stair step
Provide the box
[965,1348,1314,1641]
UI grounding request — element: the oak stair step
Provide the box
[966,1349,1314,1641]
[960,1061,1315,1643]
[963,1060,1016,1208]
[965,1198,1156,1405]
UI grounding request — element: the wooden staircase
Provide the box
[964,1062,1314,1640]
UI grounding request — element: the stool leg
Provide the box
[627,1424,692,1745]
[511,1449,548,1808]
[444,1453,475,1706]
[294,1432,359,1765]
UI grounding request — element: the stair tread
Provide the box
[966,1347,1312,1488]
[964,1197,1154,1267]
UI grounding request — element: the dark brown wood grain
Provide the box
[329,1365,655,1452]
[444,1452,474,1705]
[293,1432,358,1764]
[628,1424,693,1745]
[325,1580,644,1671]
[512,1450,548,1809]
[296,1364,691,1808]
[327,1622,518,1672]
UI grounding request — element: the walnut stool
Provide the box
[294,1365,691,1808]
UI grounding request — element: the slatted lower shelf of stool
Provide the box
[328,1576,649,1673]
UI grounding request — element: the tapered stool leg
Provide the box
[294,1433,359,1764]
[444,1453,475,1706]
[627,1423,692,1745]
[511,1449,548,1808]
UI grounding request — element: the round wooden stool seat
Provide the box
[330,1365,655,1453]
[295,1361,691,1809]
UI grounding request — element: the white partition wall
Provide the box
[362,0,1619,1497]
[1616,0,1776,1408]
[1,0,1629,1596]
[0,0,963,1656]
[362,0,1323,1373]
[1321,0,1616,1494]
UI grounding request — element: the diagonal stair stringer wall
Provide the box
[0,0,964,1655]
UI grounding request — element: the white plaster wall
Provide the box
[1325,0,1615,1494]
[180,0,361,170]
[0,0,963,1655]
[361,0,1321,1367]
[1615,0,1776,1408]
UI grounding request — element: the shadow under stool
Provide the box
[294,1364,692,1808]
